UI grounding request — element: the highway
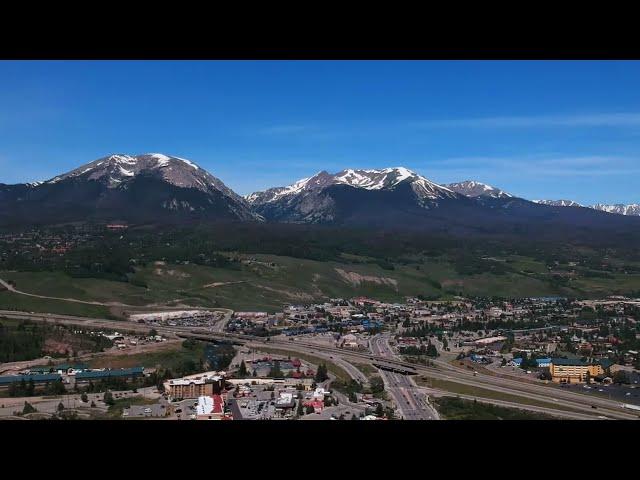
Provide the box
[421,387,606,420]
[370,334,439,420]
[2,309,638,419]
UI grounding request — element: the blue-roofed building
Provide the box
[508,358,523,367]
[0,374,62,390]
[74,367,145,385]
[535,358,552,368]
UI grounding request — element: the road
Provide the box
[0,276,234,317]
[370,334,439,420]
[421,387,605,420]
[2,309,637,419]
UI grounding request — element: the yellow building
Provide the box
[549,358,607,384]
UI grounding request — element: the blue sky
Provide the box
[1,60,639,204]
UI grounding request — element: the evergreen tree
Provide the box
[103,390,115,406]
[238,360,248,378]
[22,401,36,415]
[315,364,329,383]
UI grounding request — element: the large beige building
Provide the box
[549,358,608,384]
[167,373,225,399]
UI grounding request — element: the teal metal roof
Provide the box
[75,367,144,380]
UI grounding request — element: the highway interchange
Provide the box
[1,308,639,420]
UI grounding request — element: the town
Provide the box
[2,293,640,420]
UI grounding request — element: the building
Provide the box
[535,358,552,368]
[168,373,225,399]
[507,358,523,367]
[0,374,62,391]
[196,395,225,420]
[74,367,145,386]
[549,358,607,384]
[275,392,296,411]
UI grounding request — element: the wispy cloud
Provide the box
[412,113,640,129]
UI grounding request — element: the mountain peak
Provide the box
[445,180,512,198]
[534,199,583,207]
[3,153,259,223]
[591,203,640,216]
[46,153,210,190]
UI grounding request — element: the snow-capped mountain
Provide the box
[0,153,259,225]
[533,200,639,216]
[246,167,463,224]
[591,203,640,216]
[247,167,458,205]
[47,153,240,198]
[534,199,583,207]
[444,180,512,199]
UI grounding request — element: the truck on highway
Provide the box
[622,403,640,411]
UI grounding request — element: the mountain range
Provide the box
[534,199,640,216]
[1,154,638,232]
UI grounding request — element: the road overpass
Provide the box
[2,309,637,420]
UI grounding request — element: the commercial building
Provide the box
[0,374,62,391]
[549,358,608,384]
[168,373,225,399]
[74,367,145,385]
[196,395,225,420]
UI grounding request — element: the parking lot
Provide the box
[560,382,640,405]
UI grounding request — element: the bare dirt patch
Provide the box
[334,268,398,290]
[255,284,316,301]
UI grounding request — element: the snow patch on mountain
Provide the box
[445,180,512,198]
[534,199,583,207]
[591,203,640,216]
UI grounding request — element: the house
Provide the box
[312,387,330,401]
[303,399,325,413]
[508,358,523,367]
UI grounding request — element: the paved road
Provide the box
[2,309,637,419]
[0,276,234,316]
[421,387,604,420]
[247,340,369,384]
[370,334,439,420]
[0,386,161,418]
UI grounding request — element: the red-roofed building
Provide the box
[303,399,324,414]
[196,394,225,420]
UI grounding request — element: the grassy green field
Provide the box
[3,250,640,316]
[351,362,378,379]
[0,290,117,318]
[434,396,556,420]
[88,341,206,370]
[416,376,586,415]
